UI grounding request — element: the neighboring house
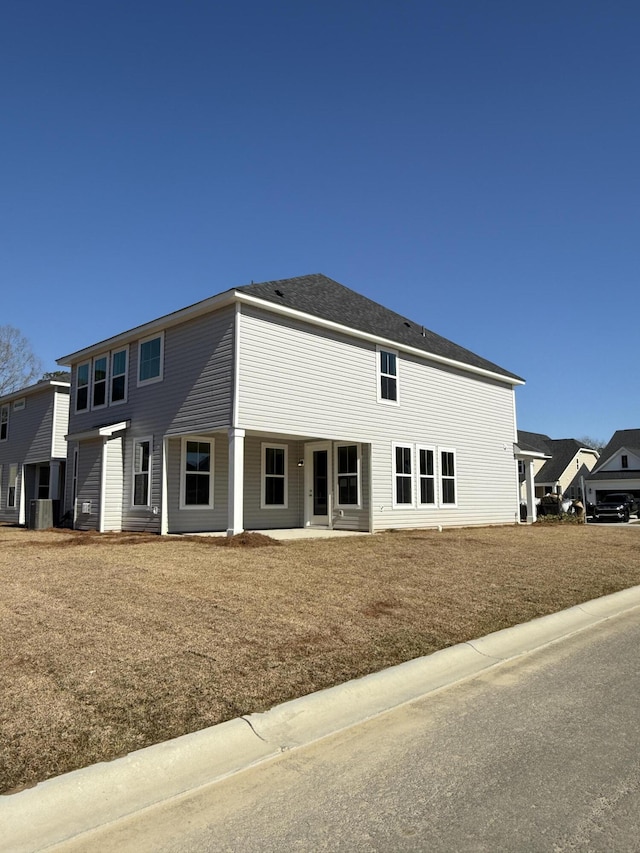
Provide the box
[584,429,640,505]
[516,431,599,503]
[56,274,525,535]
[0,380,70,525]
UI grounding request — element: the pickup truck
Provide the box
[592,492,639,523]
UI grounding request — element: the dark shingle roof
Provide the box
[593,429,640,472]
[235,274,524,382]
[536,439,587,483]
[517,430,552,455]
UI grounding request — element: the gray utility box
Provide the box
[28,499,60,530]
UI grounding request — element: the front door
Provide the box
[305,441,332,527]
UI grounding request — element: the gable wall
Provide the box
[238,308,518,529]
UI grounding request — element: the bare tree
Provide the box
[577,435,607,454]
[0,325,43,396]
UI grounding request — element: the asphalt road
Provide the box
[56,608,640,853]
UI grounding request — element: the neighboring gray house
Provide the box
[57,274,525,535]
[0,380,70,525]
[516,431,599,502]
[584,429,640,505]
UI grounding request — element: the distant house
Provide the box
[0,380,70,525]
[516,431,599,503]
[56,274,525,535]
[584,429,640,505]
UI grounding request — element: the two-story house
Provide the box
[584,429,640,505]
[0,380,70,525]
[516,431,599,503]
[56,274,525,535]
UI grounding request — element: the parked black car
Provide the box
[592,492,639,523]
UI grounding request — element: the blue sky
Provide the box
[2,1,639,443]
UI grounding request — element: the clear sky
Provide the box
[2,0,638,444]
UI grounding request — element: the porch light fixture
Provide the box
[297,459,304,467]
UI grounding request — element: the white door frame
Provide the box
[304,441,332,527]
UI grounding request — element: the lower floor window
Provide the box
[182,438,213,508]
[440,450,456,505]
[262,444,287,508]
[394,445,413,505]
[8,464,18,508]
[337,444,359,506]
[37,465,50,500]
[133,439,151,506]
[418,447,435,505]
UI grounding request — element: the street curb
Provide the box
[4,585,640,853]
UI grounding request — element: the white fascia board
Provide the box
[57,292,236,365]
[235,293,525,387]
[66,420,130,442]
[513,447,551,460]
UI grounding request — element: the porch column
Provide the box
[525,459,536,524]
[160,436,169,535]
[227,428,245,536]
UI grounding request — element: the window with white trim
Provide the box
[0,405,8,441]
[181,437,213,508]
[0,464,3,507]
[440,449,457,505]
[76,362,90,412]
[418,446,436,505]
[92,355,108,409]
[336,444,360,506]
[13,398,25,411]
[261,444,287,508]
[393,444,413,506]
[138,333,164,385]
[111,348,128,404]
[8,464,18,509]
[133,438,152,507]
[378,347,398,403]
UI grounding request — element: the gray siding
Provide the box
[0,386,69,523]
[74,439,102,531]
[238,307,518,531]
[166,434,229,533]
[243,436,304,529]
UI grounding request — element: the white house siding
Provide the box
[238,308,518,531]
[74,439,103,531]
[102,436,123,532]
[52,392,70,458]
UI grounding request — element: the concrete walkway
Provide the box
[4,585,640,853]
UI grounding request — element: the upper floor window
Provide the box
[393,444,413,506]
[440,449,457,505]
[76,362,90,412]
[418,446,435,505]
[261,444,287,508]
[111,348,128,404]
[378,347,398,404]
[133,438,152,507]
[336,444,359,506]
[13,398,25,411]
[92,356,108,409]
[0,405,8,441]
[138,333,164,386]
[621,455,628,469]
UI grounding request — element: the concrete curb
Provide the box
[4,585,640,853]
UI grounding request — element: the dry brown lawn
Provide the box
[2,521,640,795]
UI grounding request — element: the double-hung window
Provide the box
[393,444,413,506]
[133,439,152,507]
[261,444,287,508]
[181,437,213,508]
[76,362,90,412]
[336,444,359,506]
[138,333,164,386]
[111,348,128,404]
[378,347,398,403]
[440,449,457,505]
[0,405,8,441]
[418,446,436,505]
[92,356,108,408]
[7,464,17,509]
